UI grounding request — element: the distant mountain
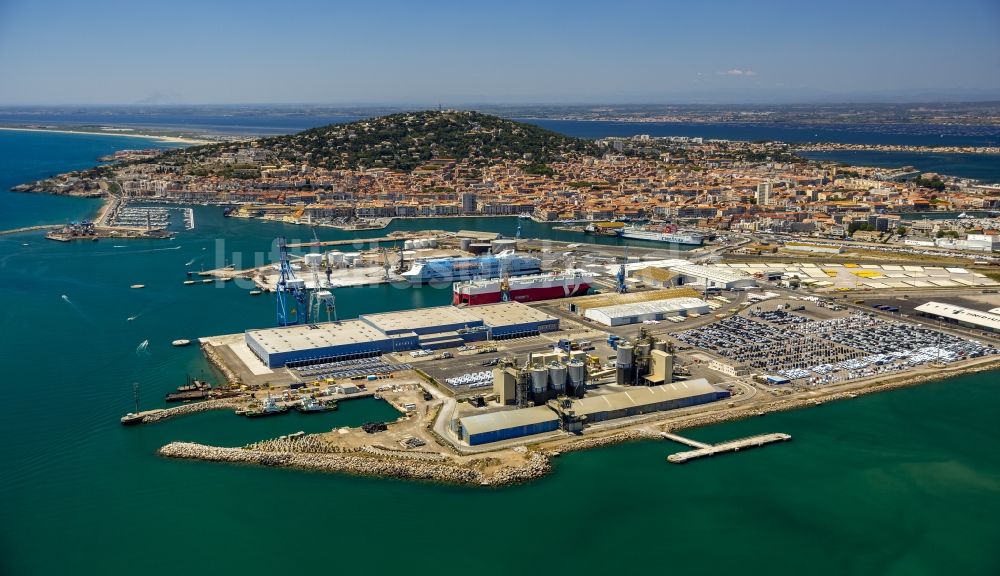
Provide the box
[157,110,601,172]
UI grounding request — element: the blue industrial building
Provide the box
[459,406,561,445]
[245,302,559,368]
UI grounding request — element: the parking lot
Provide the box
[672,298,998,386]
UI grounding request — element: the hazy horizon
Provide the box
[1,100,1000,108]
[1,0,998,106]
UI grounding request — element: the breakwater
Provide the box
[159,436,551,486]
[0,224,60,236]
[140,397,249,424]
[201,342,241,385]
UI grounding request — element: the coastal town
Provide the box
[10,111,1000,253]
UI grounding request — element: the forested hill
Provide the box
[155,110,602,172]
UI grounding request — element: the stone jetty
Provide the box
[159,435,551,487]
[141,397,249,423]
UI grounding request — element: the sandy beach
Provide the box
[0,125,219,145]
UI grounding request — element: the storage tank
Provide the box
[469,243,492,255]
[326,251,344,266]
[653,340,667,352]
[492,239,517,253]
[343,252,361,265]
[616,344,634,367]
[530,367,548,393]
[637,343,651,358]
[548,363,567,393]
[303,253,324,267]
[403,239,414,250]
[427,237,438,248]
[567,360,586,395]
[616,343,635,386]
[460,238,472,252]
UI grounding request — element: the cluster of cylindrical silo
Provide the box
[525,360,586,403]
[616,338,672,386]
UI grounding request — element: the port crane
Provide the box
[310,289,337,323]
[616,244,629,294]
[380,247,392,281]
[275,236,309,326]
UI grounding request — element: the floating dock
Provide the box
[664,432,791,463]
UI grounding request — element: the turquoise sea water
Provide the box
[1,130,1000,575]
[801,150,1000,183]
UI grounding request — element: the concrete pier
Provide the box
[664,432,791,463]
[661,432,710,449]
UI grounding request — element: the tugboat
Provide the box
[240,396,288,418]
[295,397,338,413]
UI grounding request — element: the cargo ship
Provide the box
[453,269,595,305]
[402,251,541,285]
[620,225,704,246]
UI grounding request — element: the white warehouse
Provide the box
[584,297,711,326]
[669,264,758,290]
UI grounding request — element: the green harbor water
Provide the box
[1,130,999,575]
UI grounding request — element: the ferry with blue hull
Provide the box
[402,251,541,285]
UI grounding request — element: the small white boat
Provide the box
[249,289,262,296]
[201,278,213,284]
[130,284,145,289]
[183,280,196,285]
[172,339,192,347]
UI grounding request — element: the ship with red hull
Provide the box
[453,270,594,306]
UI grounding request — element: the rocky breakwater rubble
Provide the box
[141,397,249,423]
[201,342,240,385]
[158,433,552,486]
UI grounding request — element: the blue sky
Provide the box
[0,0,997,105]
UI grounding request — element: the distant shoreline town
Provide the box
[6,111,1000,253]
